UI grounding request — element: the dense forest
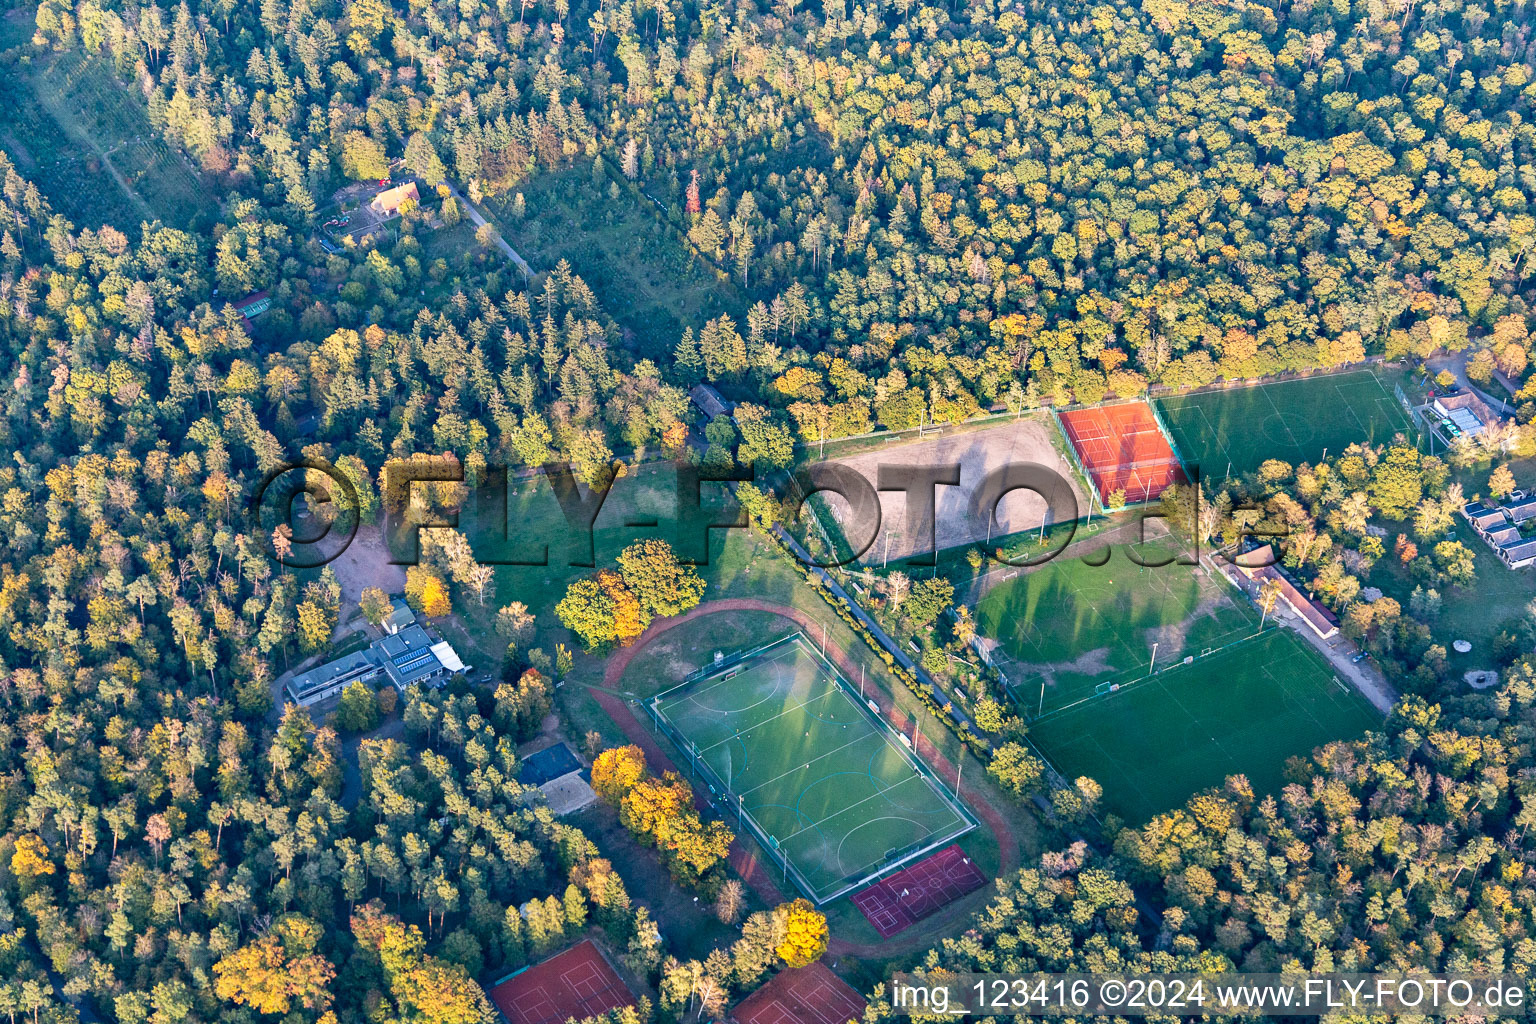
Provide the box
[871,672,1536,1019]
[0,0,1535,1021]
[17,0,1536,454]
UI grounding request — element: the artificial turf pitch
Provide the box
[1154,369,1411,480]
[1028,629,1381,823]
[975,540,1260,716]
[649,635,974,903]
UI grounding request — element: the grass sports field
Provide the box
[1156,370,1411,479]
[975,538,1259,716]
[648,634,975,903]
[1029,629,1381,823]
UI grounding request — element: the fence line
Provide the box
[1028,625,1275,724]
[643,632,977,905]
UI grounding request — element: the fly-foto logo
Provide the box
[247,457,1283,571]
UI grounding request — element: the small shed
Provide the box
[689,383,731,420]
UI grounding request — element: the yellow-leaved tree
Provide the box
[10,834,54,879]
[405,565,452,617]
[591,744,647,804]
[213,914,336,1015]
[775,899,828,968]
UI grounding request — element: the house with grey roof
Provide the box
[1498,536,1536,569]
[689,383,731,420]
[376,623,464,690]
[1461,494,1536,570]
[283,605,466,707]
[381,597,417,635]
[1461,501,1508,533]
[1505,495,1536,525]
[285,649,384,707]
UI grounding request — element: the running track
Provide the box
[593,598,1019,957]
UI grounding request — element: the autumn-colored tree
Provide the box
[620,772,693,838]
[607,761,733,884]
[296,599,335,652]
[774,899,828,968]
[554,577,616,650]
[213,915,336,1015]
[1256,577,1285,630]
[352,904,495,1024]
[615,540,706,619]
[555,568,647,650]
[405,565,452,617]
[9,835,53,879]
[359,587,394,626]
[1489,464,1517,500]
[389,956,496,1024]
[600,570,645,644]
[661,420,690,453]
[592,745,647,804]
[654,814,734,882]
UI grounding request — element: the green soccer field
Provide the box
[1155,370,1412,480]
[975,539,1259,716]
[1029,629,1382,823]
[650,635,975,903]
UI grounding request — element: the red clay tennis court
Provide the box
[487,939,635,1024]
[1057,402,1186,505]
[848,844,988,938]
[731,963,867,1024]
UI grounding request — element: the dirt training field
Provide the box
[811,415,1089,565]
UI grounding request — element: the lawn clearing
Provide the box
[1155,369,1411,480]
[647,633,976,903]
[975,537,1259,716]
[1029,628,1381,823]
[7,51,216,231]
[490,171,743,360]
[447,461,730,658]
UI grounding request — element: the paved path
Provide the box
[1426,352,1517,416]
[1289,617,1398,714]
[1213,558,1398,714]
[445,182,532,277]
[592,597,1020,957]
[340,716,406,810]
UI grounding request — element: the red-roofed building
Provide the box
[371,181,420,216]
[1235,544,1339,639]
